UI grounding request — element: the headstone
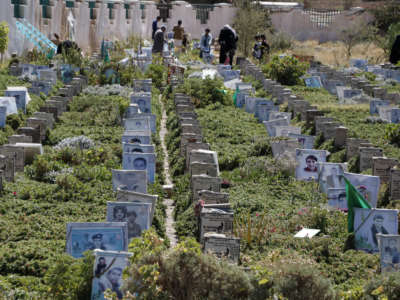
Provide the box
[180,134,203,156]
[124,117,151,132]
[306,110,324,124]
[270,139,300,159]
[185,142,210,170]
[32,112,55,129]
[116,188,157,221]
[0,155,14,182]
[268,112,291,121]
[181,124,202,135]
[390,168,400,200]
[130,93,152,114]
[0,145,25,172]
[346,138,369,161]
[26,118,47,142]
[17,127,41,143]
[263,118,290,137]
[327,188,347,210]
[191,162,219,177]
[372,157,399,183]
[122,130,151,145]
[274,126,301,137]
[314,117,336,135]
[345,172,380,208]
[336,87,363,102]
[5,87,29,112]
[15,143,43,164]
[40,105,58,120]
[189,150,219,174]
[354,208,398,253]
[191,175,222,201]
[112,170,147,194]
[200,207,234,241]
[378,106,400,123]
[198,190,229,204]
[334,126,348,148]
[0,107,6,128]
[106,202,151,240]
[203,233,240,264]
[8,135,32,144]
[122,143,154,154]
[127,113,156,133]
[377,234,400,273]
[304,76,322,88]
[359,147,383,171]
[0,97,18,115]
[122,153,156,183]
[245,97,273,115]
[317,162,346,194]
[91,250,132,300]
[255,102,279,122]
[125,104,141,118]
[288,133,315,149]
[295,149,328,180]
[66,222,128,258]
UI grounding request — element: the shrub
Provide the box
[268,31,293,52]
[262,55,308,86]
[385,123,400,146]
[364,271,400,300]
[145,64,165,89]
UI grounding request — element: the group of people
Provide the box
[152,17,188,54]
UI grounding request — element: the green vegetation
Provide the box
[262,55,308,86]
[0,22,9,62]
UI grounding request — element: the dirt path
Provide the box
[159,96,178,247]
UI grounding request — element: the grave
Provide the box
[372,157,399,184]
[346,138,370,161]
[378,106,400,123]
[122,153,156,183]
[0,107,6,128]
[0,145,25,172]
[288,133,315,149]
[274,126,301,137]
[200,207,234,241]
[359,147,384,172]
[188,150,219,175]
[268,111,291,121]
[8,135,32,144]
[116,188,157,221]
[263,118,290,137]
[345,172,380,208]
[0,155,14,182]
[0,97,18,115]
[124,117,152,132]
[15,143,43,164]
[198,190,229,204]
[122,143,154,154]
[203,233,240,264]
[270,139,300,159]
[122,130,151,145]
[317,162,346,194]
[17,127,41,143]
[5,87,29,112]
[390,168,400,200]
[377,234,400,273]
[130,92,152,114]
[111,169,147,194]
[191,174,222,201]
[245,97,273,115]
[295,149,328,180]
[190,162,219,177]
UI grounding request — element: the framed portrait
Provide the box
[122,153,156,184]
[122,143,154,154]
[317,162,346,194]
[130,92,151,114]
[124,113,156,133]
[354,208,399,253]
[91,250,132,300]
[344,172,380,208]
[116,188,157,222]
[295,149,328,181]
[66,222,128,258]
[107,202,151,240]
[112,169,147,194]
[122,130,151,145]
[377,234,400,273]
[288,133,315,149]
[123,117,151,132]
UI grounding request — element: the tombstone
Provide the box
[130,92,152,114]
[122,152,156,183]
[379,107,400,123]
[274,126,301,137]
[4,87,29,112]
[32,112,55,129]
[111,169,147,194]
[377,234,400,273]
[40,105,58,121]
[304,76,322,88]
[324,80,344,95]
[0,97,18,115]
[127,113,156,133]
[66,222,129,258]
[190,162,219,177]
[122,130,151,145]
[180,134,203,156]
[15,143,43,164]
[220,70,240,82]
[91,250,132,300]
[189,150,219,175]
[295,149,328,181]
[181,124,202,136]
[17,127,41,143]
[0,155,14,182]
[122,143,154,154]
[124,117,151,132]
[203,233,240,264]
[46,100,66,115]
[336,87,363,102]
[314,118,337,135]
[372,157,399,184]
[268,112,291,121]
[106,202,152,240]
[345,172,380,208]
[200,207,234,241]
[235,83,254,108]
[185,142,210,170]
[116,188,157,221]
[334,126,348,148]
[0,145,25,172]
[288,133,315,149]
[180,118,200,126]
[26,118,47,142]
[317,162,346,194]
[255,102,279,122]
[327,188,347,210]
[125,104,141,118]
[191,175,222,201]
[8,135,32,145]
[263,118,290,137]
[359,147,384,171]
[390,168,400,200]
[270,139,300,159]
[133,79,152,93]
[198,190,229,204]
[306,110,324,125]
[29,81,53,96]
[245,97,273,115]
[354,208,398,253]
[373,88,387,100]
[0,106,6,128]
[346,138,370,161]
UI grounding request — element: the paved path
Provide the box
[159,96,178,247]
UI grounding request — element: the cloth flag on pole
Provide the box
[343,176,371,232]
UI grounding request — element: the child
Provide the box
[252,34,262,60]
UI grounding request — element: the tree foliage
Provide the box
[371,1,400,32]
[0,22,9,61]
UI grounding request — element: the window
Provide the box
[124,3,131,19]
[11,0,26,19]
[89,1,97,20]
[107,3,114,20]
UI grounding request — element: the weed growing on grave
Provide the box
[262,55,308,86]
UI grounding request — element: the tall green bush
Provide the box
[262,55,308,86]
[0,22,9,62]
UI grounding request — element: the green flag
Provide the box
[343,176,371,232]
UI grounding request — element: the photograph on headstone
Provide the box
[116,188,157,221]
[288,133,315,149]
[317,162,346,194]
[130,93,151,113]
[122,143,154,154]
[344,172,380,208]
[106,202,151,240]
[122,153,155,183]
[354,208,398,253]
[66,222,128,258]
[203,233,240,264]
[304,76,322,88]
[327,188,347,210]
[263,118,290,137]
[121,131,151,145]
[91,250,132,300]
[295,149,328,180]
[377,234,400,273]
[200,207,234,240]
[124,117,151,132]
[112,169,147,194]
[268,111,291,121]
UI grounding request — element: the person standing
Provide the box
[390,35,400,65]
[152,16,162,40]
[173,20,185,51]
[218,24,238,65]
[200,28,212,63]
[152,25,166,54]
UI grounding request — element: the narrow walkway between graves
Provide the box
[159,95,178,247]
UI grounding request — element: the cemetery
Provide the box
[2,0,400,299]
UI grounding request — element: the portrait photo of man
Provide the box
[89,233,107,251]
[304,155,318,172]
[133,157,147,170]
[127,210,142,239]
[371,215,389,248]
[98,268,123,299]
[113,206,127,222]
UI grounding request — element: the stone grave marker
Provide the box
[198,190,229,204]
[128,113,156,132]
[189,150,219,173]
[190,162,219,177]
[15,143,43,164]
[288,133,315,149]
[263,118,290,137]
[124,117,151,132]
[304,76,323,88]
[8,135,32,144]
[359,147,384,171]
[185,142,210,170]
[191,175,222,201]
[268,112,291,121]
[345,172,380,208]
[274,126,301,137]
[0,97,18,115]
[390,168,400,200]
[270,138,300,159]
[295,149,328,180]
[122,130,151,145]
[116,188,157,221]
[336,87,363,101]
[0,106,6,128]
[255,102,279,122]
[122,153,156,183]
[180,134,203,156]
[111,170,147,194]
[0,145,25,172]
[379,106,400,123]
[320,122,341,140]
[40,105,58,120]
[32,112,55,129]
[203,233,240,264]
[377,234,400,273]
[126,104,141,117]
[372,157,399,184]
[334,126,348,148]
[306,110,324,124]
[245,97,272,115]
[123,143,154,154]
[315,117,336,134]
[181,124,202,135]
[200,207,234,241]
[346,138,370,161]
[5,87,29,112]
[0,155,14,182]
[26,118,47,142]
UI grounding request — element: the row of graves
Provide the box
[0,66,87,190]
[236,58,400,273]
[65,79,158,300]
[171,92,241,264]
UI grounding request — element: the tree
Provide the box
[233,1,271,57]
[0,22,9,62]
[338,19,372,59]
